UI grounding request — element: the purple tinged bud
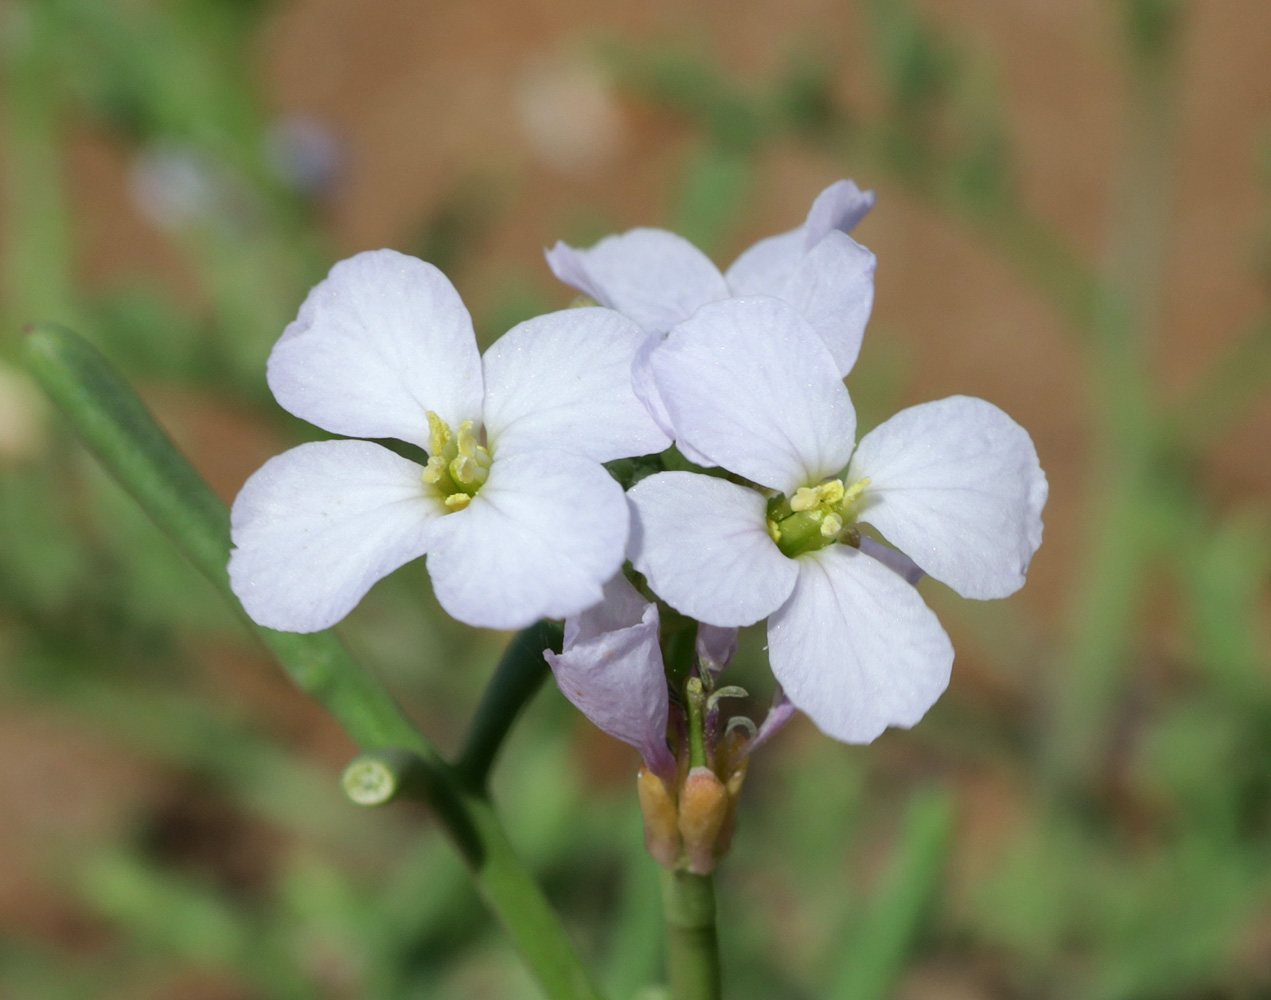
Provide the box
[546,574,676,781]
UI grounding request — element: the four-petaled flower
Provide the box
[627,296,1048,743]
[547,181,878,462]
[228,249,668,633]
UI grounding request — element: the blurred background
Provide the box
[2,0,1269,997]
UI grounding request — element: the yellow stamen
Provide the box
[444,493,471,511]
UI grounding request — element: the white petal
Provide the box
[723,180,876,297]
[724,228,805,297]
[627,472,798,627]
[547,597,675,777]
[481,307,669,462]
[545,229,729,334]
[426,449,628,629]
[847,396,1048,600]
[784,231,875,376]
[228,440,437,633]
[651,297,856,493]
[267,250,483,448]
[802,179,876,248]
[768,545,953,744]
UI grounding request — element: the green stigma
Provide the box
[421,411,493,512]
[766,476,870,558]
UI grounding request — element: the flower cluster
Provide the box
[229,181,1047,870]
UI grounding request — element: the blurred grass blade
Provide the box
[830,788,954,1000]
[21,321,430,754]
[23,322,607,1000]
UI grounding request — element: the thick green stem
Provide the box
[660,869,721,1000]
[457,620,562,790]
[22,323,604,1000]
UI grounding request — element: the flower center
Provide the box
[421,411,493,512]
[766,476,870,558]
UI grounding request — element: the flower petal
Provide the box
[802,179,876,249]
[627,471,798,627]
[768,545,953,743]
[267,250,483,448]
[632,337,718,469]
[723,180,876,297]
[545,229,729,334]
[847,396,1048,600]
[481,307,670,462]
[566,572,651,647]
[696,624,739,676]
[228,440,437,633]
[546,582,674,778]
[723,228,805,298]
[426,448,628,629]
[651,297,857,493]
[784,231,876,376]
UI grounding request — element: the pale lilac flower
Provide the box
[229,249,669,633]
[546,180,875,369]
[545,574,741,782]
[546,180,877,463]
[627,297,1047,743]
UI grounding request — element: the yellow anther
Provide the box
[842,477,871,508]
[790,486,820,512]
[426,411,451,455]
[821,512,843,537]
[820,479,845,504]
[444,493,471,511]
[456,421,483,460]
[421,455,447,485]
[450,454,484,487]
[767,519,782,544]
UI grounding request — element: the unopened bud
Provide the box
[677,766,728,874]
[637,767,681,869]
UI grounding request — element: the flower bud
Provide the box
[677,766,729,874]
[637,766,681,869]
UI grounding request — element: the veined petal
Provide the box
[268,250,483,448]
[723,179,876,296]
[627,472,798,627]
[631,338,717,468]
[546,583,674,778]
[481,307,669,462]
[228,440,437,633]
[847,396,1048,600]
[785,231,875,376]
[426,449,628,629]
[724,228,805,298]
[545,229,729,334]
[802,179,876,248]
[651,297,856,493]
[768,545,953,744]
[566,572,652,647]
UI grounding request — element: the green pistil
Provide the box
[766,476,870,558]
[422,411,493,512]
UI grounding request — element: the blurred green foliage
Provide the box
[1,0,1268,998]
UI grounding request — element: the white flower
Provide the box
[228,249,669,633]
[546,180,877,463]
[546,179,876,370]
[627,297,1048,743]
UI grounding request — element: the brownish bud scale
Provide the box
[677,765,729,874]
[637,766,681,869]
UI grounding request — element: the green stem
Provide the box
[660,869,721,1000]
[456,620,562,790]
[22,323,605,1000]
